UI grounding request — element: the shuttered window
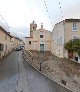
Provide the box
[29,41,31,44]
[72,22,77,31]
[0,44,4,51]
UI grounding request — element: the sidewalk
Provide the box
[0,51,13,64]
[23,50,80,92]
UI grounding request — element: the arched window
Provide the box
[33,26,34,30]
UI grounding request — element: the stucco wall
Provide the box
[0,29,12,58]
[64,22,80,42]
[25,38,34,51]
[25,29,51,51]
[51,21,64,58]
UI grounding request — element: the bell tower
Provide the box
[30,21,37,37]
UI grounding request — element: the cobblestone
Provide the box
[24,50,80,92]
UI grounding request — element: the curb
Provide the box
[23,57,72,92]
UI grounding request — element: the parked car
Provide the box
[15,47,22,51]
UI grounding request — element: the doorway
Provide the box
[40,44,44,51]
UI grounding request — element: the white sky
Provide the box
[0,0,80,37]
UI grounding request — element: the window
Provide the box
[29,41,31,44]
[72,22,77,31]
[40,35,43,38]
[72,35,78,39]
[0,44,4,51]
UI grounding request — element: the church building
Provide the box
[25,21,51,51]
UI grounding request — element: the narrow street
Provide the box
[0,51,72,92]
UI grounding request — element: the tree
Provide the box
[64,38,80,56]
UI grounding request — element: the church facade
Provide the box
[25,21,51,51]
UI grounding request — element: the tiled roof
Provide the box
[65,19,80,22]
[25,37,33,38]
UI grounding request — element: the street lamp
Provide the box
[39,61,41,71]
[39,50,44,71]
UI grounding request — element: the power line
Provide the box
[43,0,53,29]
[0,14,19,38]
[58,0,63,19]
[10,27,19,37]
[10,27,26,39]
[0,14,10,32]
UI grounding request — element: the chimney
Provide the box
[41,23,43,29]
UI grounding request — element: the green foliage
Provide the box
[64,38,80,54]
[78,50,80,56]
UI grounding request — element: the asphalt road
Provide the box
[0,51,72,92]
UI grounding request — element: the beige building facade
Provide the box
[0,26,23,59]
[51,19,80,62]
[0,26,12,58]
[11,37,23,50]
[25,21,51,51]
